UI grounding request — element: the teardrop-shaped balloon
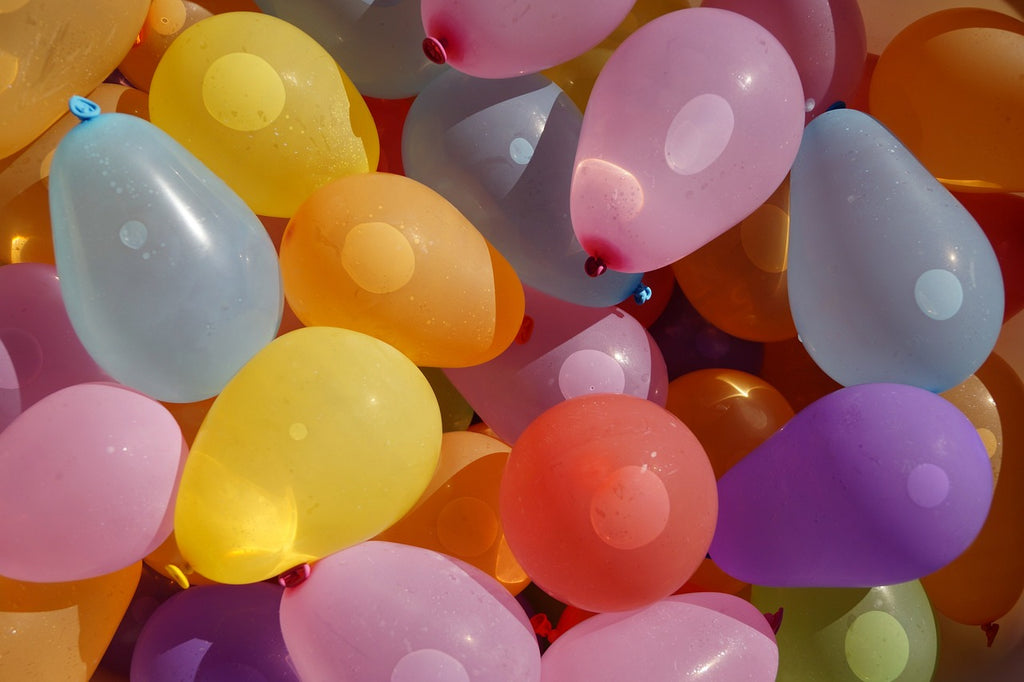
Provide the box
[174,327,442,585]
[279,172,524,368]
[0,382,187,583]
[710,383,994,587]
[149,11,379,217]
[420,0,635,78]
[787,108,1004,392]
[570,7,805,273]
[869,8,1024,192]
[402,69,641,307]
[48,101,283,403]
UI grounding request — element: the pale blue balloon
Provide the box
[48,101,283,403]
[787,108,1003,392]
[403,70,642,307]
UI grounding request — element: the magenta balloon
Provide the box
[279,542,541,682]
[420,0,634,78]
[702,0,867,120]
[0,263,111,431]
[540,594,778,681]
[570,8,805,273]
[444,285,667,443]
[0,382,186,582]
[709,383,995,587]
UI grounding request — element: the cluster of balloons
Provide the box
[2,0,1024,680]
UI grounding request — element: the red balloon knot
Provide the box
[584,255,607,277]
[530,613,554,640]
[764,607,784,635]
[276,563,311,588]
[422,36,448,64]
[982,622,1000,648]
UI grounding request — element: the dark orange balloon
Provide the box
[955,192,1024,322]
[759,336,843,412]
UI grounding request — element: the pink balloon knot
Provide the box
[422,36,448,65]
[515,315,534,344]
[276,563,311,588]
[982,622,1000,648]
[764,607,784,635]
[530,613,555,641]
[584,256,607,277]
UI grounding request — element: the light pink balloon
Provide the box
[0,382,186,582]
[420,0,634,77]
[279,541,541,682]
[541,593,778,681]
[570,8,805,273]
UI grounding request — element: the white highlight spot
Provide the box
[391,649,469,682]
[906,463,950,508]
[509,137,534,165]
[558,349,626,399]
[664,93,734,175]
[914,269,963,320]
[119,220,148,250]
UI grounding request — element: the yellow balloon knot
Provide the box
[165,564,191,589]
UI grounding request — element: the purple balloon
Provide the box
[131,583,299,682]
[709,382,994,587]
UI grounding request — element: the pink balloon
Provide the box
[0,382,186,582]
[0,263,111,431]
[279,541,541,682]
[540,593,778,681]
[570,8,805,273]
[420,0,634,78]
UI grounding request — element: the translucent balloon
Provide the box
[710,383,995,588]
[0,263,111,432]
[402,69,642,306]
[279,172,525,367]
[377,430,530,594]
[0,0,149,157]
[0,563,140,682]
[500,394,718,612]
[869,9,1024,192]
[174,327,442,585]
[750,581,938,682]
[858,0,1023,54]
[419,0,635,78]
[444,286,667,444]
[279,541,541,681]
[144,531,218,588]
[131,583,299,681]
[541,593,778,681]
[702,0,867,120]
[149,11,379,217]
[0,383,187,582]
[787,108,1004,393]
[255,0,447,99]
[118,0,213,91]
[48,101,283,403]
[570,8,805,273]
[99,565,184,676]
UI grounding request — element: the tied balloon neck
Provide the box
[530,613,564,644]
[584,256,607,278]
[633,282,652,306]
[277,563,312,589]
[515,315,534,344]
[763,607,784,635]
[422,36,448,65]
[69,95,102,123]
[982,622,1000,648]
[165,564,192,590]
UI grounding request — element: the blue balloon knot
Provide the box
[69,95,101,122]
[633,283,652,305]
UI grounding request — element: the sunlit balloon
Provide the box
[118,0,213,91]
[932,590,1024,682]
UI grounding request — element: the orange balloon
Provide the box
[118,0,213,91]
[280,172,525,367]
[941,370,1003,485]
[922,353,1024,625]
[0,563,140,681]
[869,8,1024,192]
[672,177,796,342]
[857,0,1023,54]
[760,336,843,412]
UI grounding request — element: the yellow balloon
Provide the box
[0,562,141,681]
[149,11,379,217]
[174,326,442,584]
[0,0,149,158]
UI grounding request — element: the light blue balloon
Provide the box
[48,100,283,403]
[403,70,642,307]
[254,0,446,99]
[787,108,1003,392]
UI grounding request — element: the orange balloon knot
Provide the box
[982,622,1000,648]
[422,36,448,65]
[764,607,784,635]
[276,563,311,588]
[584,256,607,277]
[530,613,558,642]
[632,282,652,305]
[515,315,534,344]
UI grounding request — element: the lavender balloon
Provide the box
[131,583,299,682]
[709,383,994,587]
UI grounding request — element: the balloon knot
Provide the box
[632,282,652,305]
[422,36,448,64]
[764,607,784,635]
[530,613,557,642]
[69,95,101,122]
[585,256,607,277]
[982,622,1000,648]
[826,100,847,112]
[277,563,311,588]
[515,315,534,344]
[165,564,191,590]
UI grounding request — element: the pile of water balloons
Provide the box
[2,0,1024,680]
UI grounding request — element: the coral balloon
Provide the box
[570,7,805,273]
[280,172,524,368]
[0,383,187,582]
[279,542,541,681]
[788,108,1004,392]
[149,11,379,217]
[869,8,1024,192]
[420,0,635,78]
[500,393,718,612]
[174,327,442,584]
[710,383,995,587]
